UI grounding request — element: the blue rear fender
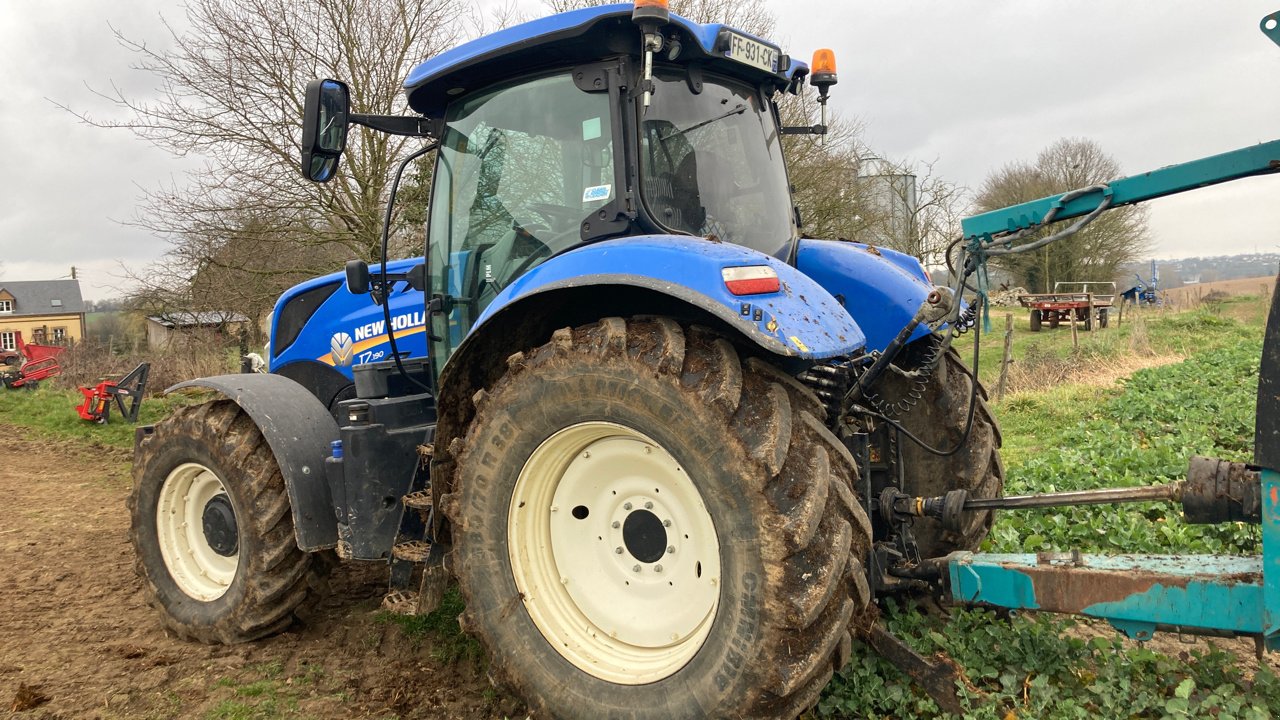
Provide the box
[794,239,937,354]
[469,235,866,360]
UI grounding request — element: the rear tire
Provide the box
[442,318,873,719]
[130,400,326,643]
[876,338,1004,556]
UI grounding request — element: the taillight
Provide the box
[722,266,780,296]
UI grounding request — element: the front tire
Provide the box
[876,338,1004,556]
[130,400,326,643]
[442,318,873,719]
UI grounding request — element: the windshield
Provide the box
[427,72,614,366]
[639,70,795,257]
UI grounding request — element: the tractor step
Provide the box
[403,490,432,511]
[391,540,432,563]
[381,589,422,615]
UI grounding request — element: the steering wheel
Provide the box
[525,202,582,233]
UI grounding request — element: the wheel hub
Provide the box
[622,508,666,563]
[509,422,721,685]
[155,462,239,601]
[201,494,239,557]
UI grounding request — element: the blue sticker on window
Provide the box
[582,184,611,203]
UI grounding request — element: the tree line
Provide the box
[76,0,1148,339]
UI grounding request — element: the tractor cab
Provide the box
[302,2,835,369]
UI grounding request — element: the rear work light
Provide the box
[722,266,781,296]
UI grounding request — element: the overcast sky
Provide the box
[3,1,1279,300]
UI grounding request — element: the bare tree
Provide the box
[853,157,969,266]
[68,0,460,321]
[777,91,877,241]
[975,138,1151,291]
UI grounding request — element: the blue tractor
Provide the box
[128,3,1002,717]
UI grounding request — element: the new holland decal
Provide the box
[320,311,427,367]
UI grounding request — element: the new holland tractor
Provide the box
[126,2,1280,717]
[130,4,993,715]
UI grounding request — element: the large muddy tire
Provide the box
[878,338,1003,556]
[129,400,326,643]
[441,318,873,719]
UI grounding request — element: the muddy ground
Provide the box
[0,425,514,720]
[4,421,1276,719]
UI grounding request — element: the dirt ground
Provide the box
[4,419,1277,719]
[0,424,511,720]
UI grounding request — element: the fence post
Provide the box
[1070,309,1080,350]
[997,313,1013,402]
[1086,294,1095,333]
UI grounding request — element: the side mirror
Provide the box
[345,259,371,294]
[301,79,351,182]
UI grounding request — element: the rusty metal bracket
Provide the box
[865,623,966,716]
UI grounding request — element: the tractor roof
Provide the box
[404,3,806,116]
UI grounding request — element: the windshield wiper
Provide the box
[661,103,746,142]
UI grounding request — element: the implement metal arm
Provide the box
[961,141,1280,244]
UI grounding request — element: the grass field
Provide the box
[0,385,196,449]
[2,297,1276,719]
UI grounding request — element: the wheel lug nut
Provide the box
[667,545,675,554]
[632,564,641,573]
[663,520,672,527]
[655,564,663,573]
[644,501,653,509]
[582,451,591,458]
[624,502,633,510]
[615,547,624,554]
[612,521,620,529]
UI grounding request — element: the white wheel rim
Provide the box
[156,462,239,601]
[509,422,721,685]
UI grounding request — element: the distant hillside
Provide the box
[1120,253,1279,288]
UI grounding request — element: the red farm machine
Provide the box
[0,332,66,390]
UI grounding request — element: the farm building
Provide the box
[0,279,86,353]
[145,310,250,350]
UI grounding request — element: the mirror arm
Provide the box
[348,113,435,137]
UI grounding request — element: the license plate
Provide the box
[724,31,778,74]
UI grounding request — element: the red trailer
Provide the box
[1017,282,1116,332]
